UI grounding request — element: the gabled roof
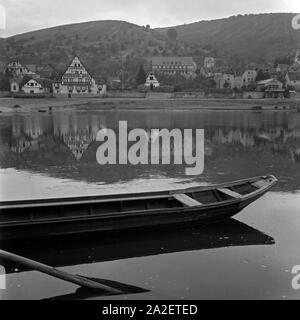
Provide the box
[23,78,52,88]
[257,78,281,85]
[62,55,95,79]
[25,64,38,73]
[39,63,58,74]
[40,64,56,71]
[152,56,195,65]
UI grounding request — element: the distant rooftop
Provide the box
[257,78,281,85]
[152,57,195,65]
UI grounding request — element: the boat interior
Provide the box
[0,176,274,224]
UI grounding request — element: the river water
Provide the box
[0,108,299,300]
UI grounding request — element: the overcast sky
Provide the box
[0,0,299,37]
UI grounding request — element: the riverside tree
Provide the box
[136,65,147,86]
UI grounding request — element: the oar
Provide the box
[0,249,122,295]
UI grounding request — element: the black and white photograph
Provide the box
[0,0,299,305]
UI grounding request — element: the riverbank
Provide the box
[0,96,299,113]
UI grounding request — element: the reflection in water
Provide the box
[1,109,299,300]
[1,219,274,274]
[0,110,299,192]
[0,219,274,300]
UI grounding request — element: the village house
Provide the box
[286,71,300,91]
[234,76,243,89]
[39,64,58,79]
[213,73,243,89]
[7,61,39,79]
[199,67,214,78]
[26,64,39,74]
[214,73,235,89]
[204,57,215,69]
[53,56,99,95]
[241,70,257,87]
[144,72,160,89]
[151,57,197,78]
[256,78,285,98]
[22,78,52,94]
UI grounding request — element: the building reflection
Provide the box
[0,110,299,191]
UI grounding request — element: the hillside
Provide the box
[0,13,299,81]
[0,20,167,81]
[157,13,298,60]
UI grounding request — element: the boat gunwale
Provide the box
[0,176,277,228]
[0,175,277,210]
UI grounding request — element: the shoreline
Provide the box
[0,96,299,113]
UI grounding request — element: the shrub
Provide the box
[153,85,174,92]
[137,84,149,93]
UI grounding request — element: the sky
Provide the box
[0,0,299,37]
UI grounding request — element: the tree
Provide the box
[167,28,178,42]
[136,65,147,86]
[256,69,270,82]
[0,69,13,91]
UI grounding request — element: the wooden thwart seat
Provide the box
[173,194,202,207]
[252,180,267,188]
[218,188,242,199]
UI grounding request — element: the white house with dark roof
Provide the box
[22,78,52,94]
[241,70,257,87]
[53,56,99,95]
[151,57,197,78]
[145,72,160,89]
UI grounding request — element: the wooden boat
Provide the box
[0,175,277,241]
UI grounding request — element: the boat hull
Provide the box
[0,201,246,241]
[0,175,277,241]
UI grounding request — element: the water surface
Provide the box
[0,108,299,300]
